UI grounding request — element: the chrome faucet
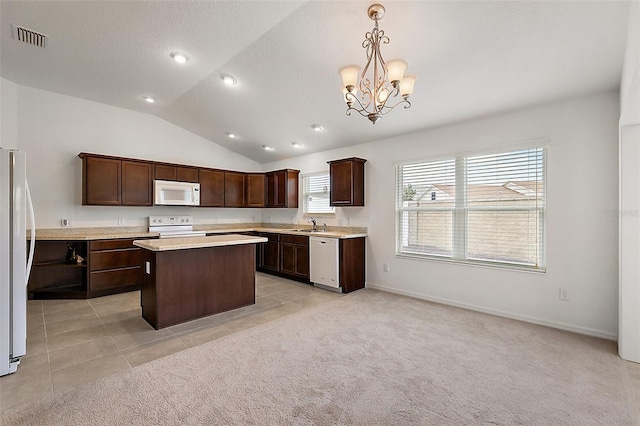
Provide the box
[308,217,317,231]
[322,223,328,232]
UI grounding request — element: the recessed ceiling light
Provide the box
[170,52,189,64]
[262,145,274,151]
[221,74,237,86]
[226,132,237,139]
[143,96,156,103]
[311,124,324,131]
[291,142,301,148]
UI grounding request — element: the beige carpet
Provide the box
[1,289,636,425]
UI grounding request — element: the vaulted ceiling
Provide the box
[0,1,630,163]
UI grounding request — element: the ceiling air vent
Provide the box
[12,24,48,48]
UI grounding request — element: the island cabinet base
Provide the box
[140,244,256,329]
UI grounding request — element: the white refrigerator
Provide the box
[0,148,35,376]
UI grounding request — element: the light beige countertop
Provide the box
[133,234,268,252]
[203,227,368,239]
[28,226,157,241]
[30,223,367,241]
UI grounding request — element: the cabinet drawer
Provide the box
[90,239,136,251]
[90,267,141,292]
[280,234,308,245]
[90,249,141,271]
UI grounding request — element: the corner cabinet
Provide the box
[246,173,266,207]
[328,157,366,207]
[224,171,246,207]
[266,169,299,208]
[257,232,310,283]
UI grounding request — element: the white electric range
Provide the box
[148,215,206,238]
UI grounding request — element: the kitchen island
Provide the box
[133,234,267,329]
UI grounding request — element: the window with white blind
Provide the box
[396,146,546,271]
[303,172,335,215]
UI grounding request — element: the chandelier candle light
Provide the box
[340,4,417,124]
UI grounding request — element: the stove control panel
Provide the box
[149,215,193,226]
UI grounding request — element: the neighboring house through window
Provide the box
[303,172,335,215]
[396,146,546,270]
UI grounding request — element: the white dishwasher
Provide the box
[309,236,340,290]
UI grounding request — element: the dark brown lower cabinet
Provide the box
[88,239,143,297]
[279,234,309,279]
[256,233,364,292]
[257,232,310,283]
[339,237,366,293]
[27,240,89,299]
[27,238,148,299]
[259,233,280,272]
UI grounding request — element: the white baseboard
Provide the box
[365,282,617,341]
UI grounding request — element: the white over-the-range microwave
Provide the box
[154,180,200,206]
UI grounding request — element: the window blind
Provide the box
[396,146,546,270]
[396,159,456,257]
[303,173,335,214]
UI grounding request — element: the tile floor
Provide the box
[0,273,342,413]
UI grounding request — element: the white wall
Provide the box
[1,78,19,149]
[618,1,640,361]
[265,92,620,339]
[620,1,640,127]
[11,83,263,228]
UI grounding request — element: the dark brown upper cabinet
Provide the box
[155,165,199,183]
[224,171,246,207]
[199,169,225,207]
[80,154,154,206]
[246,173,266,208]
[79,152,299,209]
[328,157,366,207]
[121,160,154,206]
[266,169,299,208]
[176,167,199,183]
[81,154,122,205]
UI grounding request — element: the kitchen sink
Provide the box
[291,229,327,233]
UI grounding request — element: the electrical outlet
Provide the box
[559,288,570,301]
[118,218,124,226]
[61,218,71,227]
[383,263,390,272]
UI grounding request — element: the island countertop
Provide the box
[133,234,268,252]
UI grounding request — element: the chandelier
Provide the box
[340,4,417,124]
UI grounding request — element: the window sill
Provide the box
[303,213,336,218]
[395,252,546,274]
